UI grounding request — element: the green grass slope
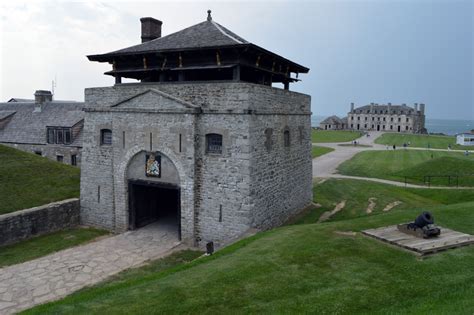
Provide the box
[294,179,474,224]
[338,150,474,186]
[312,145,334,158]
[0,144,80,215]
[312,130,362,143]
[375,133,462,150]
[25,201,474,314]
[0,228,108,268]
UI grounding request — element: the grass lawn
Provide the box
[24,179,474,314]
[0,144,80,215]
[24,198,474,314]
[0,228,108,268]
[312,145,334,158]
[375,133,463,150]
[338,149,474,186]
[294,178,474,224]
[312,129,363,143]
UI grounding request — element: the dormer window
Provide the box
[101,129,112,145]
[206,133,222,154]
[47,127,72,145]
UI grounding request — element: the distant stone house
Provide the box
[347,102,426,133]
[0,90,84,166]
[456,131,474,146]
[319,115,347,130]
[80,12,313,248]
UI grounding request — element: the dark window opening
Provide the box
[284,129,290,147]
[71,154,77,166]
[206,133,223,154]
[47,127,72,145]
[56,155,63,163]
[101,129,112,145]
[34,151,42,156]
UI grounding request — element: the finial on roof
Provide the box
[207,10,212,21]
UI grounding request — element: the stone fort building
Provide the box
[321,102,426,133]
[81,12,312,247]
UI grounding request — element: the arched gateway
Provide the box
[126,151,181,238]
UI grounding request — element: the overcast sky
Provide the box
[0,0,472,120]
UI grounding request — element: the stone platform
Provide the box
[362,225,474,256]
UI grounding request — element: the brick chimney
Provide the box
[34,90,52,112]
[140,17,162,43]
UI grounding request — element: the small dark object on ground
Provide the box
[398,211,441,239]
[206,241,214,255]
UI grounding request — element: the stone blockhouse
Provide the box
[0,90,84,166]
[81,12,312,247]
[347,102,426,133]
[319,115,347,130]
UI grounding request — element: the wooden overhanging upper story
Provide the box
[87,13,309,90]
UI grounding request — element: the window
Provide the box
[298,126,304,144]
[71,154,77,166]
[406,118,409,123]
[372,117,374,121]
[56,155,63,163]
[34,151,42,156]
[56,129,64,144]
[383,117,386,121]
[350,124,353,128]
[406,126,409,131]
[65,130,71,144]
[365,117,368,121]
[390,125,393,130]
[283,129,290,147]
[100,129,112,145]
[47,129,55,144]
[391,117,394,122]
[357,116,360,121]
[398,117,401,122]
[47,127,72,145]
[206,133,222,154]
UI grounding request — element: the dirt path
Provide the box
[317,200,346,223]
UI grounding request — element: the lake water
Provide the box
[311,115,474,136]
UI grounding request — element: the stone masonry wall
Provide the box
[81,82,312,247]
[0,198,80,246]
[249,92,313,230]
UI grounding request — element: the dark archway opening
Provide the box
[128,180,181,238]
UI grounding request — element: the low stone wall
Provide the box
[0,198,80,246]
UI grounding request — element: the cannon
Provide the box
[397,211,441,238]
